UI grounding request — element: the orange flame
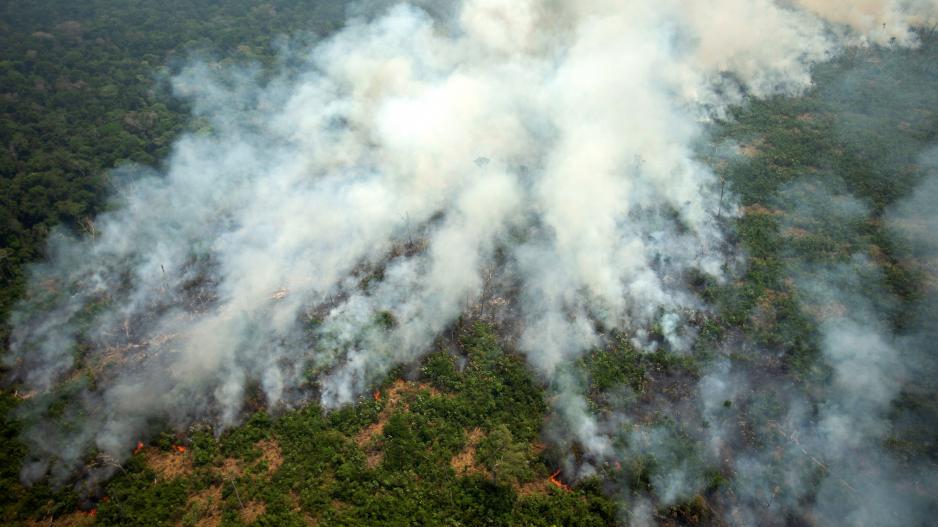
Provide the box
[548,469,571,491]
[173,445,187,454]
[373,390,381,401]
[133,441,144,455]
[82,508,97,517]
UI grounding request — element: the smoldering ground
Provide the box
[4,0,938,525]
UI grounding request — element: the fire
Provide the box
[133,441,144,455]
[548,469,572,491]
[82,508,97,517]
[373,390,381,401]
[173,445,187,454]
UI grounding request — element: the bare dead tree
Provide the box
[97,453,128,476]
[80,217,96,241]
[227,477,245,510]
[716,176,726,222]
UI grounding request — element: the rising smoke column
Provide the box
[5,0,937,502]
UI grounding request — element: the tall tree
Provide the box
[477,424,530,486]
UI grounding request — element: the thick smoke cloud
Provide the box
[5,0,937,513]
[793,0,938,45]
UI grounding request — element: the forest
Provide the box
[2,1,937,526]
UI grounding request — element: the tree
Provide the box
[476,424,530,486]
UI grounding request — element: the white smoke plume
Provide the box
[615,176,938,526]
[5,0,937,500]
[721,179,938,526]
[793,0,938,45]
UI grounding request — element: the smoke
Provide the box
[5,0,938,511]
[582,172,938,525]
[888,147,938,280]
[793,0,938,45]
[716,178,938,526]
[628,497,655,527]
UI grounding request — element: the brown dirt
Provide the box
[365,449,383,469]
[448,428,560,497]
[448,428,559,498]
[287,491,302,509]
[867,244,889,265]
[179,485,222,527]
[215,438,283,479]
[738,143,760,158]
[217,457,243,479]
[255,438,283,475]
[288,491,320,527]
[735,134,766,159]
[356,418,384,467]
[240,501,266,524]
[518,478,556,497]
[781,227,811,239]
[751,289,791,331]
[144,447,193,480]
[25,511,96,527]
[450,428,484,476]
[195,515,221,527]
[803,302,848,321]
[356,421,385,449]
[355,380,443,468]
[741,203,783,217]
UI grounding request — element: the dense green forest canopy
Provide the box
[0,0,349,344]
[1,1,937,526]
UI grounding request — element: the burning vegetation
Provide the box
[548,469,572,492]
